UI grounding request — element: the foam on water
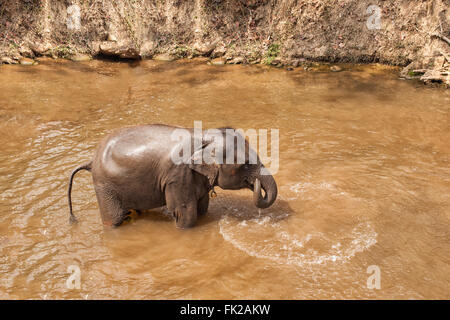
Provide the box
[218,180,377,267]
[219,215,377,267]
[280,181,350,201]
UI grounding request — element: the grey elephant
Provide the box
[68,124,277,228]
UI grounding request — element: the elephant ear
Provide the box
[188,138,219,188]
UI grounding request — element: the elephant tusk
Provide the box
[254,178,261,194]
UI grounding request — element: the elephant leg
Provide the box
[94,186,128,227]
[197,193,209,215]
[165,184,198,229]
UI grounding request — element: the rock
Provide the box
[210,58,226,65]
[107,34,118,42]
[153,53,174,61]
[1,57,18,64]
[250,59,261,64]
[420,70,445,83]
[193,41,217,56]
[140,41,156,59]
[90,41,101,56]
[229,56,244,64]
[99,42,140,59]
[19,58,37,66]
[330,65,343,72]
[19,46,35,58]
[71,54,91,62]
[211,46,226,58]
[30,43,52,56]
[270,57,282,66]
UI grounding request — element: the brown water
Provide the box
[0,58,449,299]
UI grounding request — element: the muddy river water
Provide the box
[0,59,449,299]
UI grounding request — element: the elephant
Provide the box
[68,124,277,228]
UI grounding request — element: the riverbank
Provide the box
[0,0,448,85]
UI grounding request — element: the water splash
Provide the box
[219,216,377,267]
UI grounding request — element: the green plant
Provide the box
[263,43,280,65]
[408,70,423,77]
[51,45,74,59]
[174,45,190,58]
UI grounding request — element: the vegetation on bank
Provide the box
[0,0,448,85]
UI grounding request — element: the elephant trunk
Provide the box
[253,172,277,209]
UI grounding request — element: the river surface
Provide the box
[0,58,449,299]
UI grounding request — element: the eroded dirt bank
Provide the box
[0,0,449,84]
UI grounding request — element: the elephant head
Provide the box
[188,128,277,209]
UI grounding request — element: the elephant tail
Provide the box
[68,162,92,224]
